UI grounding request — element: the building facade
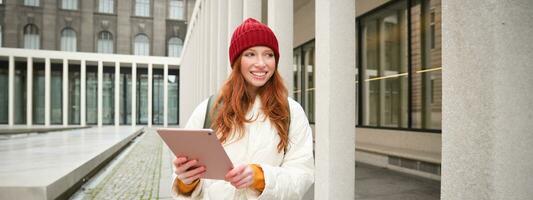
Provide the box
[0,0,196,127]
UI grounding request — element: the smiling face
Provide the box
[239,46,276,95]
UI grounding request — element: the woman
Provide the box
[172,18,314,199]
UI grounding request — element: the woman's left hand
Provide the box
[224,164,254,189]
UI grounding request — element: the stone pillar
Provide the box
[217,0,229,88]
[148,63,153,127]
[97,61,103,126]
[243,0,262,21]
[268,0,293,96]
[117,0,132,54]
[63,59,68,126]
[44,58,51,126]
[81,60,86,126]
[442,1,533,199]
[131,63,137,127]
[27,57,33,126]
[8,56,14,126]
[115,62,120,126]
[80,0,94,52]
[314,0,356,199]
[163,64,168,127]
[209,0,218,94]
[228,0,243,74]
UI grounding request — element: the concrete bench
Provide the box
[0,126,144,200]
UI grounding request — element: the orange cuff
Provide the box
[176,179,200,195]
[250,164,265,192]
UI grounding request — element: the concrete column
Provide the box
[217,0,229,88]
[148,63,152,127]
[228,0,243,75]
[97,61,103,126]
[7,56,14,126]
[209,0,218,94]
[163,64,168,127]
[63,59,68,126]
[114,62,120,126]
[80,60,86,126]
[27,57,33,126]
[131,63,136,127]
[268,0,293,97]
[44,58,51,126]
[243,0,261,21]
[442,1,533,199]
[314,0,356,199]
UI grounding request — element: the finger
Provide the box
[177,159,198,174]
[173,157,188,167]
[179,166,206,180]
[235,175,253,189]
[230,166,252,184]
[182,171,206,185]
[225,165,246,180]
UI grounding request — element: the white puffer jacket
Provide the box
[171,97,315,200]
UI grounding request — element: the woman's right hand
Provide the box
[173,156,207,184]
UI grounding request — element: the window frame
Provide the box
[356,0,442,133]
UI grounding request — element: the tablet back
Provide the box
[157,128,234,180]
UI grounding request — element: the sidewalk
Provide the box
[71,128,440,200]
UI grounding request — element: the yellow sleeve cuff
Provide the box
[250,164,265,193]
[176,178,200,195]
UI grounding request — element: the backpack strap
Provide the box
[203,95,217,129]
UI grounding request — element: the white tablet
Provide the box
[157,128,234,180]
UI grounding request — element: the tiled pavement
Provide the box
[71,128,440,200]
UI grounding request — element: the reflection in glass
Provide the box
[292,50,301,103]
[361,1,408,128]
[51,64,62,124]
[69,64,81,124]
[14,61,27,124]
[0,62,8,124]
[411,0,441,130]
[33,63,45,124]
[168,69,179,124]
[120,68,132,124]
[304,46,315,123]
[102,67,115,124]
[86,66,98,124]
[137,68,148,124]
[152,69,164,125]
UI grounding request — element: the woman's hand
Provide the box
[224,164,255,189]
[173,156,206,185]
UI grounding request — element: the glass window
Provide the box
[97,31,114,54]
[33,63,45,124]
[120,67,132,124]
[167,37,183,57]
[152,68,164,125]
[134,34,150,56]
[61,0,77,10]
[136,68,148,124]
[86,65,97,124]
[135,0,150,17]
[69,64,81,124]
[51,64,62,124]
[360,1,408,128]
[14,62,27,124]
[292,41,316,123]
[1,25,3,47]
[357,0,441,131]
[169,0,184,20]
[168,69,179,124]
[99,0,114,14]
[24,0,39,6]
[0,62,8,124]
[60,28,77,52]
[411,0,441,130]
[24,24,40,49]
[102,67,115,124]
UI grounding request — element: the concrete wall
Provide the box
[442,0,533,199]
[293,0,314,47]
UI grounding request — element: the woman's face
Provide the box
[239,46,276,91]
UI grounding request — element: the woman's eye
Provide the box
[266,53,274,57]
[245,52,255,57]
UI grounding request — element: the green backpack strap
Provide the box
[203,95,217,129]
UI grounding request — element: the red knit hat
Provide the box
[229,18,279,67]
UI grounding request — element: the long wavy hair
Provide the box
[210,56,290,153]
